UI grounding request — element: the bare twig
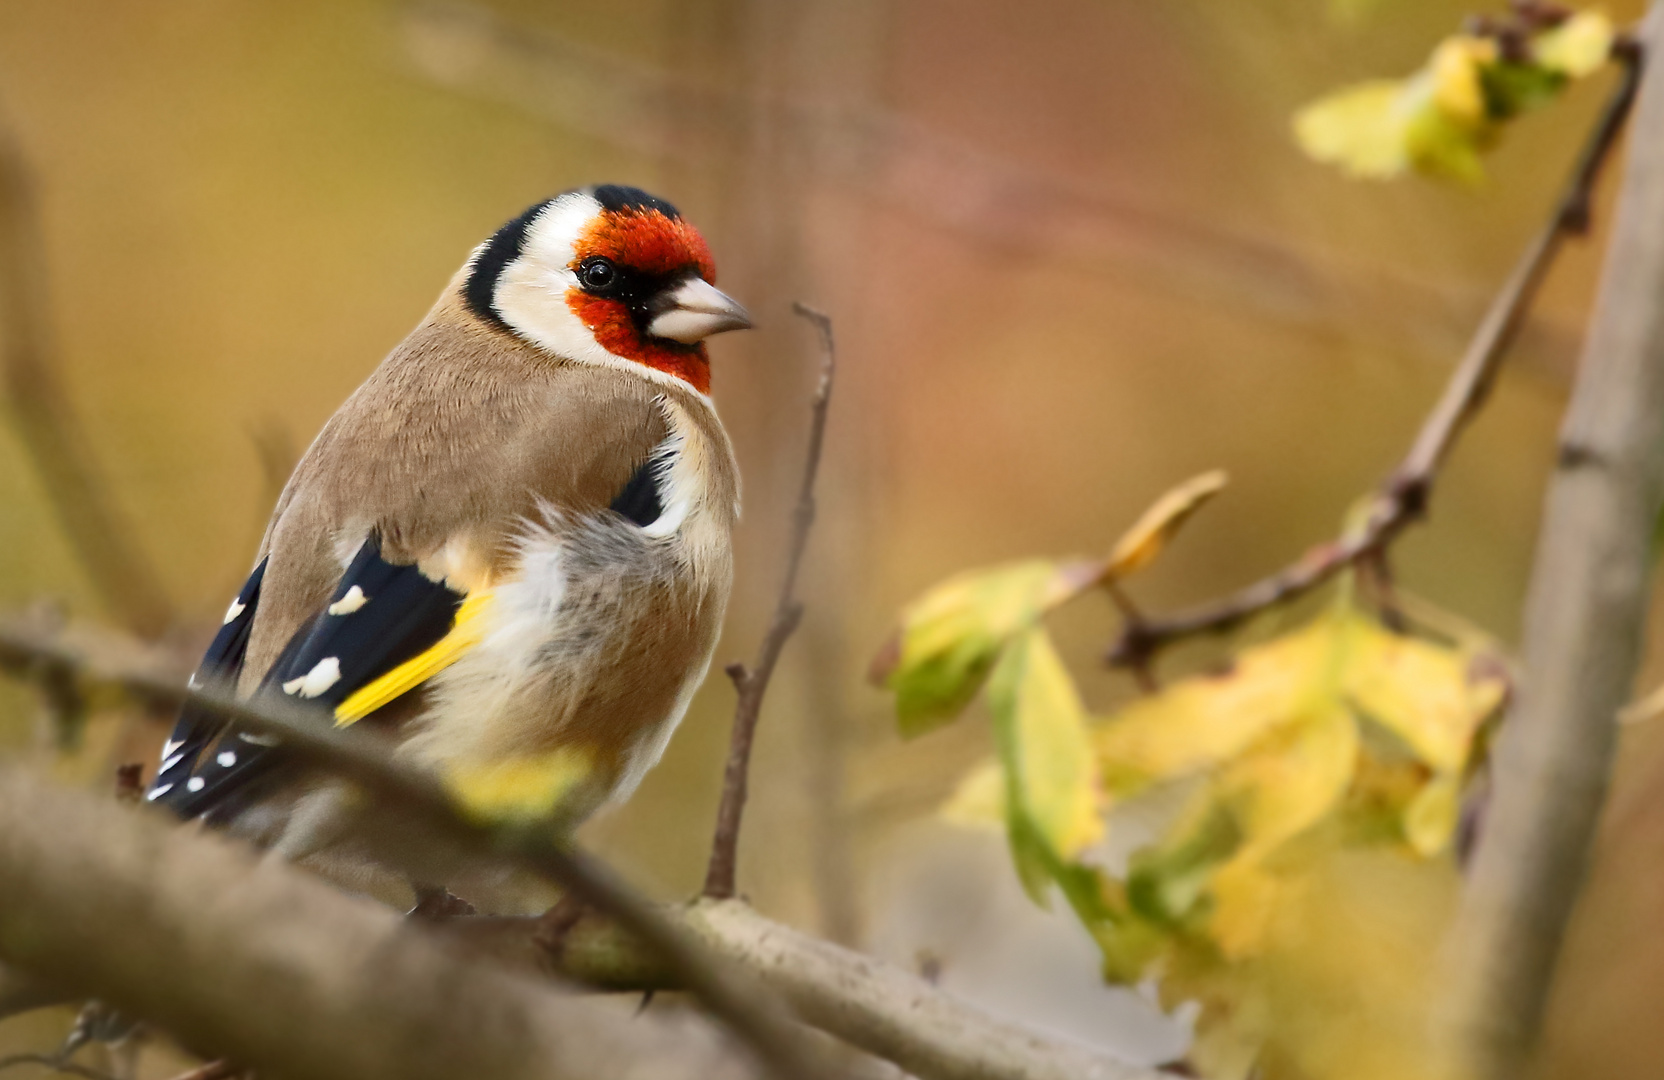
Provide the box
[0,619,830,1080]
[703,303,836,901]
[0,118,173,637]
[1107,53,1642,671]
[1440,14,1664,1077]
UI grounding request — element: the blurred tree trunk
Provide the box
[1441,12,1664,1076]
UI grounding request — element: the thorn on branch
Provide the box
[703,305,835,902]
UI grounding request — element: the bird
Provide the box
[143,184,751,903]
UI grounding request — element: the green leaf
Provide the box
[1128,800,1243,926]
[877,560,1095,737]
[1481,61,1569,119]
[987,627,1104,904]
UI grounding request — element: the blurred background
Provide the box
[0,0,1658,1075]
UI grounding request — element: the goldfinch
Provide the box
[145,185,749,890]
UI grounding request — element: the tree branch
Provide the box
[0,767,760,1080]
[1107,52,1642,670]
[0,613,1179,1080]
[437,901,1171,1080]
[704,303,836,900]
[1439,14,1664,1077]
[0,117,174,637]
[0,616,831,1080]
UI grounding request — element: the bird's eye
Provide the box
[579,257,619,293]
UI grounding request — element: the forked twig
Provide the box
[703,303,836,901]
[1108,49,1642,671]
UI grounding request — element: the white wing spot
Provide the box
[222,599,246,625]
[281,677,305,695]
[238,731,280,747]
[187,673,202,689]
[327,585,368,616]
[161,739,183,760]
[296,657,342,699]
[217,750,237,768]
[186,777,205,793]
[146,783,173,801]
[161,752,185,773]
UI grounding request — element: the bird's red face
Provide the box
[567,207,722,393]
[470,186,751,395]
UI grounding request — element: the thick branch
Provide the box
[704,303,836,900]
[0,617,829,1080]
[439,901,1171,1080]
[1107,54,1641,670]
[0,615,1179,1080]
[1440,14,1664,1077]
[0,121,173,637]
[0,767,754,1080]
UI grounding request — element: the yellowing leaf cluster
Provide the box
[875,470,1511,1075]
[1294,10,1617,183]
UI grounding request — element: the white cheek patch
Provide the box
[490,192,715,401]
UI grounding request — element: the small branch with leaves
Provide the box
[1108,43,1641,675]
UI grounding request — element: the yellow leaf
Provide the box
[988,628,1104,901]
[1535,11,1616,78]
[445,747,593,824]
[1095,624,1333,793]
[1104,470,1229,579]
[1402,81,1490,184]
[1211,859,1283,961]
[1429,36,1496,125]
[1403,771,1462,856]
[1221,706,1359,864]
[880,559,1096,736]
[939,758,1006,831]
[1342,619,1503,773]
[1294,79,1412,179]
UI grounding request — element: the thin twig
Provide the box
[0,1055,120,1080]
[0,115,173,637]
[703,303,836,901]
[0,620,831,1080]
[1107,53,1642,671]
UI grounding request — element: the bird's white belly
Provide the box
[401,505,721,822]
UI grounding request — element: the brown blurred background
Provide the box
[0,0,1658,1074]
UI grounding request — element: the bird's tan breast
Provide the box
[244,309,738,691]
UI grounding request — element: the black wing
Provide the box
[145,557,267,810]
[149,535,465,821]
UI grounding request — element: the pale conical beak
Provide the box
[646,277,753,343]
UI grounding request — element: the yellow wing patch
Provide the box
[334,592,494,726]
